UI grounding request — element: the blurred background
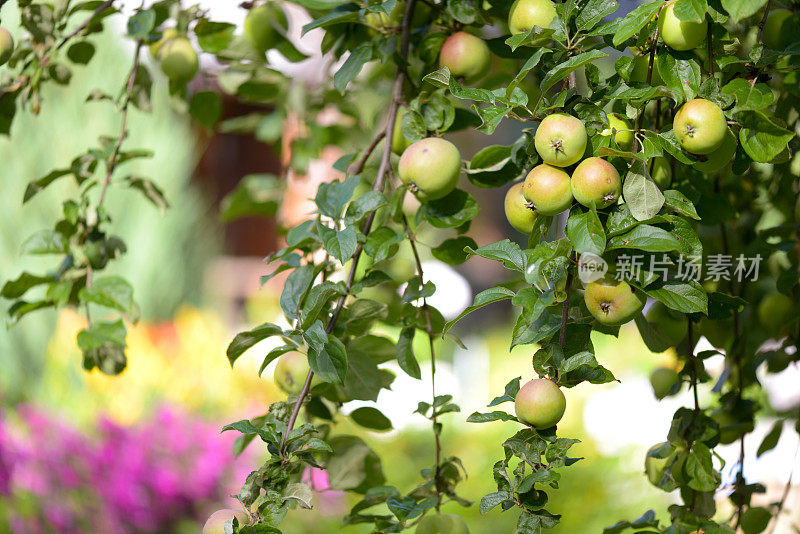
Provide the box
[0,0,798,532]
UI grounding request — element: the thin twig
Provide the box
[765,439,799,534]
[634,10,662,141]
[706,20,715,77]
[402,213,443,510]
[280,0,418,454]
[352,131,386,176]
[758,0,774,44]
[39,0,115,66]
[687,319,700,412]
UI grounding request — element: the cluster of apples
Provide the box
[0,28,14,67]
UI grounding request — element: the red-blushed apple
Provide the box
[0,28,13,66]
[522,164,573,216]
[504,182,537,234]
[658,0,706,51]
[158,36,199,82]
[398,138,461,201]
[244,3,288,53]
[673,98,728,155]
[203,509,248,534]
[757,292,795,336]
[583,275,646,325]
[507,0,556,36]
[570,157,621,209]
[416,513,470,534]
[534,113,587,167]
[649,367,679,400]
[439,31,491,82]
[646,302,687,346]
[514,378,566,429]
[604,113,634,151]
[693,128,737,173]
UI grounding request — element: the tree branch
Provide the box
[40,0,115,66]
[280,0,418,454]
[758,0,773,45]
[706,19,715,77]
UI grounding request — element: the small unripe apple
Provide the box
[522,164,573,216]
[244,3,288,53]
[604,113,634,151]
[507,0,556,35]
[439,31,492,82]
[0,28,14,66]
[416,513,470,534]
[757,292,795,336]
[649,367,679,400]
[630,53,664,85]
[398,138,461,201]
[570,157,621,209]
[645,302,687,346]
[158,36,199,82]
[504,182,537,234]
[534,113,587,167]
[649,157,672,189]
[203,509,247,534]
[392,107,411,155]
[658,0,706,51]
[584,275,646,325]
[149,27,179,57]
[763,9,795,50]
[274,352,310,394]
[693,128,737,173]
[673,99,728,155]
[644,441,674,485]
[712,410,754,445]
[514,378,566,429]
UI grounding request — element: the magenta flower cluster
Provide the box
[0,405,253,533]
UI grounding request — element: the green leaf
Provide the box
[350,407,392,431]
[444,286,515,333]
[122,176,170,212]
[479,491,513,514]
[396,326,421,379]
[611,0,662,46]
[301,3,360,34]
[1,272,54,299]
[79,276,133,313]
[662,189,700,220]
[77,319,127,352]
[316,175,360,219]
[334,42,372,94]
[283,482,314,509]
[673,0,706,23]
[401,108,427,143]
[21,230,68,255]
[757,421,782,457]
[466,411,517,423]
[607,224,681,252]
[623,160,665,221]
[721,79,774,112]
[227,322,283,366]
[566,208,606,255]
[326,435,386,492]
[432,236,477,265]
[540,50,608,92]
[67,41,95,64]
[720,0,767,23]
[127,9,155,38]
[23,169,71,202]
[344,190,387,226]
[464,239,526,272]
[194,21,236,54]
[576,0,619,31]
[324,225,358,264]
[421,189,479,229]
[737,110,795,163]
[189,91,222,129]
[280,264,316,320]
[644,279,708,314]
[307,324,348,385]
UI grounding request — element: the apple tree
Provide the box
[2,0,800,533]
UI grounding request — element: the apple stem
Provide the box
[280,0,419,455]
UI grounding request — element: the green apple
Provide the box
[658,0,706,51]
[0,28,13,66]
[763,9,795,50]
[570,157,621,209]
[649,367,679,400]
[534,113,587,167]
[604,113,634,151]
[646,302,687,346]
[149,27,179,57]
[244,3,288,53]
[514,378,566,429]
[644,441,675,486]
[439,31,492,82]
[630,53,664,85]
[203,509,247,534]
[504,182,537,234]
[522,164,573,216]
[507,0,556,35]
[693,128,737,173]
[584,275,646,325]
[392,107,411,155]
[398,138,461,201]
[416,513,470,534]
[712,410,754,445]
[274,352,310,394]
[158,37,199,83]
[673,98,728,155]
[758,292,795,336]
[649,156,672,189]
